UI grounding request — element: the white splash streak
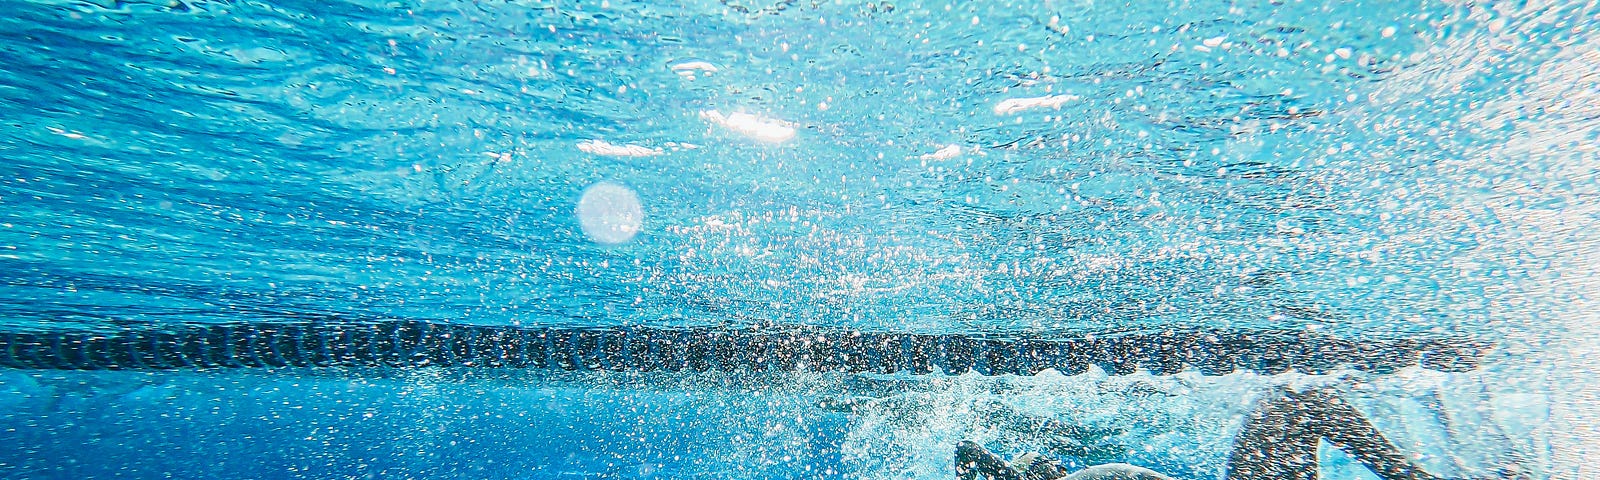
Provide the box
[918,144,966,161]
[993,94,1081,115]
[576,139,662,157]
[669,61,719,74]
[700,110,796,143]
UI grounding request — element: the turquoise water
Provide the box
[1,0,1597,478]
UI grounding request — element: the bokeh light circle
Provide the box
[576,181,643,245]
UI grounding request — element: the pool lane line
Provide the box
[0,321,1490,376]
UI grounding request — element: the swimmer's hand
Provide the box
[1059,463,1175,480]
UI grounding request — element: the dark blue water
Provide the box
[1,0,1596,478]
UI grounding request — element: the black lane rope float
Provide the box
[0,321,1489,376]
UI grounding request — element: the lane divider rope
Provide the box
[0,321,1490,376]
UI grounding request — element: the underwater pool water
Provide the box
[0,0,1596,478]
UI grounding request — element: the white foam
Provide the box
[992,94,1081,115]
[700,110,796,143]
[576,139,662,157]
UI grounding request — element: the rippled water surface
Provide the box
[1,0,1597,478]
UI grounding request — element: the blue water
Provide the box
[1,0,1597,478]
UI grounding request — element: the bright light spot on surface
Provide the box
[992,94,1081,115]
[576,182,643,245]
[700,110,796,143]
[576,139,662,157]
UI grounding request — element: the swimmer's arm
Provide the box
[1059,463,1177,480]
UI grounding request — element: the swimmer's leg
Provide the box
[1227,389,1323,480]
[1291,388,1445,480]
[955,441,1024,480]
[1226,388,1445,480]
